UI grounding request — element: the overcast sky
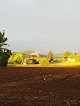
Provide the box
[0,0,80,54]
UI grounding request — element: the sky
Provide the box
[0,0,80,54]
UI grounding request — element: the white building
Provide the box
[68,58,76,63]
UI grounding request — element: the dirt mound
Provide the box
[0,67,80,106]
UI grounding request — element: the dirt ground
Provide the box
[0,67,80,106]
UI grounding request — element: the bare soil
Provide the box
[0,67,80,106]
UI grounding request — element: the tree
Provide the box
[47,51,54,62]
[69,52,74,59]
[8,55,15,64]
[14,54,23,64]
[0,30,11,67]
[64,51,70,57]
[28,60,33,65]
[57,58,61,62]
[74,53,79,61]
[79,51,80,57]
[0,30,7,52]
[39,58,50,66]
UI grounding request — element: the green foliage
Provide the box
[39,58,50,66]
[0,31,11,67]
[74,53,77,58]
[8,53,23,64]
[64,51,70,57]
[1,53,8,67]
[79,51,80,57]
[69,52,74,59]
[60,57,64,62]
[14,54,23,64]
[57,58,61,62]
[47,51,54,62]
[8,56,15,64]
[0,56,2,66]
[53,57,64,62]
[0,50,11,67]
[28,60,33,64]
[0,31,7,51]
[23,58,27,63]
[73,53,79,62]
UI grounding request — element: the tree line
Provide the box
[1,30,80,67]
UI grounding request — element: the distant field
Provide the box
[8,62,80,67]
[51,62,80,67]
[0,67,80,106]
